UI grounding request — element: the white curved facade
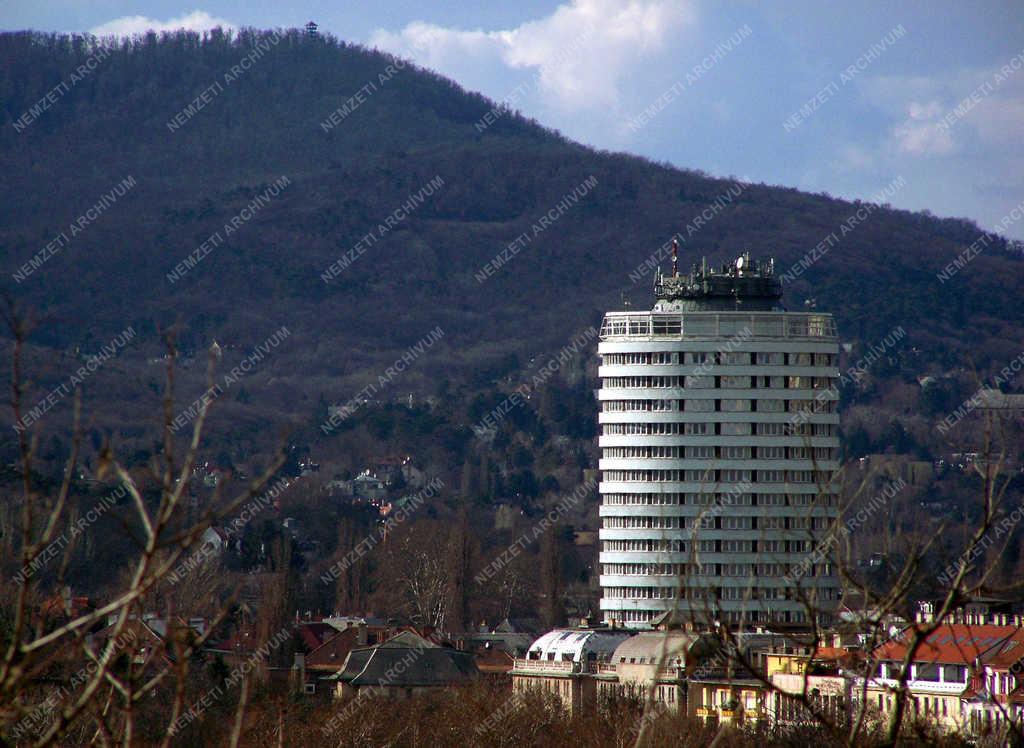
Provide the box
[598,309,840,629]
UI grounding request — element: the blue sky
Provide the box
[5,1,1023,239]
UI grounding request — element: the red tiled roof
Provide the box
[39,594,93,619]
[874,624,1017,665]
[297,622,337,652]
[307,628,360,671]
[474,647,515,674]
[981,628,1024,670]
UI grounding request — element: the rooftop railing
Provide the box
[512,658,587,674]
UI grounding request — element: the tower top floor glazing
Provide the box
[599,310,836,343]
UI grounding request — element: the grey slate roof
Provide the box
[347,647,478,687]
[335,630,478,687]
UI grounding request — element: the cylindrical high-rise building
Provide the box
[598,254,840,629]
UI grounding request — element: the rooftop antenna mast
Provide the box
[671,238,679,277]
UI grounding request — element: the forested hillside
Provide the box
[2,28,1021,382]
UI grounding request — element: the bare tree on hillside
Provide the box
[0,312,286,746]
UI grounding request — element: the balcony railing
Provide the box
[512,658,588,674]
[599,312,836,341]
[696,705,767,721]
[854,676,968,694]
[592,663,686,679]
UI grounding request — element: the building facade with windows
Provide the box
[510,628,631,714]
[594,630,704,710]
[598,253,841,628]
[856,617,1024,733]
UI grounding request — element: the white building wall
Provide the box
[597,311,840,628]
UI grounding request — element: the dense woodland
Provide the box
[1,29,1023,632]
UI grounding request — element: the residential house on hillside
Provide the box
[301,628,361,695]
[322,615,390,643]
[195,460,233,487]
[142,615,208,640]
[37,587,94,626]
[767,646,856,726]
[451,627,533,683]
[296,622,338,653]
[688,631,805,728]
[834,591,906,641]
[88,618,172,670]
[205,626,276,672]
[352,471,386,502]
[856,617,1023,732]
[200,526,230,555]
[86,615,215,685]
[961,626,1024,732]
[493,503,518,530]
[474,647,517,680]
[595,630,706,712]
[372,456,406,485]
[400,459,426,489]
[511,628,631,714]
[329,630,478,699]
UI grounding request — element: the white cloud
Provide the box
[892,118,954,156]
[869,60,1024,158]
[892,99,954,156]
[90,10,235,38]
[847,62,1024,239]
[370,0,696,111]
